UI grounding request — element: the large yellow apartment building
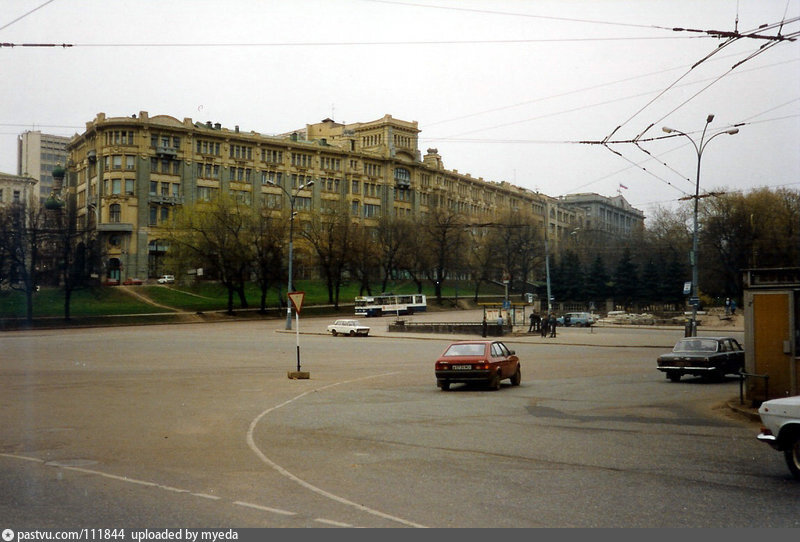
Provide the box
[66,111,628,283]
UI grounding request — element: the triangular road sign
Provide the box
[288,291,305,313]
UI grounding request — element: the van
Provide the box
[557,312,595,327]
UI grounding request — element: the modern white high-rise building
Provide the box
[17,130,70,203]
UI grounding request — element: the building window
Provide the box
[197,186,216,202]
[351,180,360,194]
[290,153,313,168]
[261,170,282,185]
[262,149,283,164]
[351,200,359,216]
[171,183,179,197]
[160,207,169,222]
[126,155,136,170]
[110,203,121,223]
[112,179,122,195]
[149,206,157,225]
[150,181,158,195]
[230,144,253,160]
[364,203,380,218]
[125,179,135,195]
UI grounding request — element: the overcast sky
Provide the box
[2,0,798,222]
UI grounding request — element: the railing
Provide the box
[739,371,769,407]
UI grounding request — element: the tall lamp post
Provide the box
[267,178,314,330]
[544,226,552,314]
[662,114,739,337]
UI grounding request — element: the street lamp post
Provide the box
[544,227,552,314]
[662,114,739,337]
[267,179,314,330]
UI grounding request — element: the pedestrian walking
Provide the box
[725,297,731,316]
[731,299,737,315]
[548,314,557,338]
[540,315,549,337]
[528,312,540,333]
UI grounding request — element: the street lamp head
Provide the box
[706,114,715,123]
[662,126,674,134]
[726,128,739,135]
[302,180,314,188]
[265,179,276,186]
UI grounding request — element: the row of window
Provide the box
[98,192,411,225]
[105,130,135,146]
[97,152,394,184]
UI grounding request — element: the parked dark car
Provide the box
[435,340,521,391]
[656,336,744,382]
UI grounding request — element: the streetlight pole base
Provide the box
[285,307,292,330]
[287,371,310,379]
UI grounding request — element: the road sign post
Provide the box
[287,292,309,379]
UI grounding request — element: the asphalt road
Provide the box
[1,311,797,529]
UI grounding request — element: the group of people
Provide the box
[724,297,737,316]
[528,312,557,338]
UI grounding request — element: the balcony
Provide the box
[155,146,178,158]
[149,195,184,206]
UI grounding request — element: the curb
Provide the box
[726,400,762,423]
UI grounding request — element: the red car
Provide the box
[435,340,521,391]
[123,277,143,285]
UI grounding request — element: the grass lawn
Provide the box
[0,279,507,319]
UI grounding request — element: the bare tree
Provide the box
[376,214,414,293]
[167,193,254,314]
[420,208,465,302]
[251,208,288,313]
[0,202,47,324]
[301,203,353,309]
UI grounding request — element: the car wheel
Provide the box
[489,372,501,390]
[349,330,355,337]
[667,371,681,382]
[510,365,521,386]
[331,330,337,336]
[439,381,450,391]
[784,434,800,480]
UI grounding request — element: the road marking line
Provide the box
[246,372,428,529]
[234,501,296,516]
[1,453,292,518]
[314,518,353,527]
[191,492,222,500]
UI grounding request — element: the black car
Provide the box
[656,336,744,382]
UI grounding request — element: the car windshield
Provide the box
[673,339,719,353]
[443,343,486,357]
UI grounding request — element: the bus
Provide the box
[354,293,427,317]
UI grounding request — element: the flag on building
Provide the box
[619,183,628,190]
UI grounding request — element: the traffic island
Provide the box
[288,371,310,379]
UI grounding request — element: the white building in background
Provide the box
[0,171,38,208]
[559,192,645,237]
[17,130,70,204]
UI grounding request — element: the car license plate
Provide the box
[452,364,472,370]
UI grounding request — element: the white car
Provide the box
[757,395,800,480]
[327,319,370,337]
[157,274,175,284]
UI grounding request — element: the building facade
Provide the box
[0,171,37,208]
[17,131,70,204]
[64,111,633,283]
[558,192,645,238]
